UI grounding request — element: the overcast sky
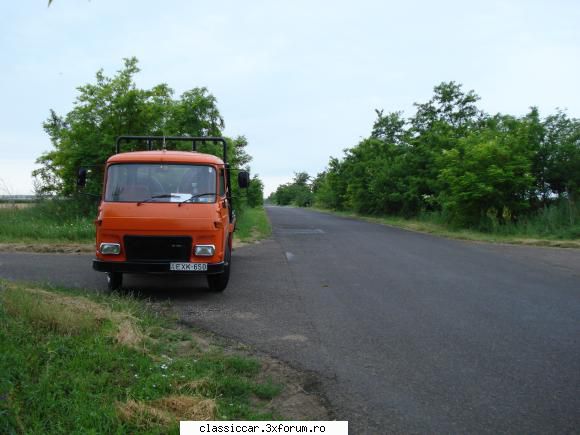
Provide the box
[1,0,579,195]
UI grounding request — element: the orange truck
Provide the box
[78,136,249,292]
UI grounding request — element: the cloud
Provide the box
[1,0,580,194]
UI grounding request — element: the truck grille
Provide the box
[124,236,192,262]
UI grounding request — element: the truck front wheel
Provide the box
[106,272,123,291]
[207,245,230,292]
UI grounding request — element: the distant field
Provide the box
[0,203,34,209]
[0,201,94,243]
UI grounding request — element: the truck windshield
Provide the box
[104,163,217,203]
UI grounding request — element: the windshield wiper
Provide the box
[137,194,179,206]
[178,192,217,207]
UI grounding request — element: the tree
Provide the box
[437,121,535,226]
[279,81,577,230]
[33,58,238,197]
[272,183,294,206]
[543,112,580,201]
[290,172,313,207]
[246,175,264,207]
[412,81,482,134]
[312,157,348,210]
[406,81,485,213]
[371,110,406,144]
[272,172,313,207]
[542,112,580,223]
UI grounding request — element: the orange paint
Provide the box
[92,148,240,291]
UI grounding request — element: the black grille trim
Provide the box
[124,236,192,262]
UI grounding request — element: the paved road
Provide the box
[1,206,579,433]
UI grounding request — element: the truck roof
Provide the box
[107,150,224,165]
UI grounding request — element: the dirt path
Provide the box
[0,242,94,254]
[0,239,252,254]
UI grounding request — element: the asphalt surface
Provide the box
[1,206,579,433]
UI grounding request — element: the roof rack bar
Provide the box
[115,136,228,163]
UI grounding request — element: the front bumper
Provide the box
[93,260,224,275]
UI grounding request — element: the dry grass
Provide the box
[2,287,99,335]
[502,238,580,248]
[177,379,212,394]
[0,285,143,347]
[156,396,216,420]
[117,400,174,427]
[115,317,144,348]
[0,242,94,253]
[116,395,216,428]
[0,203,34,209]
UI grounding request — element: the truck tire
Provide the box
[106,272,123,291]
[207,245,230,292]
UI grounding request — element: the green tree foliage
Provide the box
[272,172,314,207]
[279,81,580,229]
[246,175,264,207]
[542,112,580,202]
[33,58,252,198]
[404,81,484,214]
[311,158,347,210]
[437,122,535,226]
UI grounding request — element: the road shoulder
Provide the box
[308,206,580,249]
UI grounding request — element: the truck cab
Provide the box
[87,136,249,292]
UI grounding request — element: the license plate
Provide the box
[170,262,208,272]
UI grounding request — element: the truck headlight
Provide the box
[194,244,215,256]
[100,243,121,255]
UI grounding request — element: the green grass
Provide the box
[0,200,94,243]
[311,205,580,248]
[0,280,283,434]
[235,207,272,243]
[0,202,272,246]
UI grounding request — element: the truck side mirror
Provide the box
[77,168,87,188]
[238,171,250,189]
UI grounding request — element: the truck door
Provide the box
[218,168,230,245]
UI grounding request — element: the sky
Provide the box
[0,0,579,196]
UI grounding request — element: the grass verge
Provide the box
[235,207,272,243]
[0,200,94,244]
[0,203,271,251]
[0,280,286,434]
[311,207,580,248]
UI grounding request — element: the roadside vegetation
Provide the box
[311,205,580,248]
[0,199,95,244]
[236,207,272,243]
[0,200,270,247]
[270,82,580,245]
[33,57,254,201]
[0,58,270,249]
[0,280,286,434]
[235,176,271,243]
